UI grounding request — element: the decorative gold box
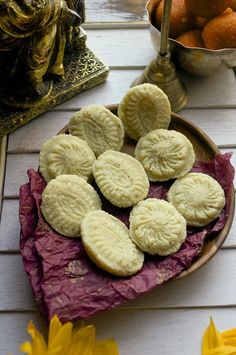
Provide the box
[0,0,109,137]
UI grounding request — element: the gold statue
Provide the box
[0,0,109,136]
[0,0,82,104]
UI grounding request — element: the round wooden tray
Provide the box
[59,104,235,281]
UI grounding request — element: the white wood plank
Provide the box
[53,69,142,110]
[2,250,236,311]
[4,154,39,197]
[222,204,236,247]
[0,312,46,355]
[0,255,35,311]
[86,28,155,67]
[85,0,147,23]
[2,308,236,355]
[0,200,20,251]
[8,112,73,153]
[91,308,236,355]
[4,148,235,197]
[0,195,235,252]
[8,108,236,153]
[181,68,236,108]
[7,71,236,153]
[7,69,143,152]
[180,109,236,147]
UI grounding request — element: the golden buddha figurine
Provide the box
[0,0,82,105]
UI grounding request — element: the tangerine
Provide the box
[228,0,236,11]
[185,0,228,18]
[156,0,194,38]
[194,16,208,29]
[202,9,236,49]
[176,29,205,47]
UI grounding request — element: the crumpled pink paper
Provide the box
[19,153,234,322]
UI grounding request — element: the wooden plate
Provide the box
[59,104,235,281]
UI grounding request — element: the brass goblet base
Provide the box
[132,54,188,113]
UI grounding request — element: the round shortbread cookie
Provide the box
[68,105,124,157]
[39,134,96,183]
[41,175,101,237]
[117,83,171,140]
[92,150,149,208]
[167,173,226,227]
[130,198,187,256]
[135,129,195,181]
[81,210,144,276]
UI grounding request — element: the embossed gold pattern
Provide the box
[0,1,109,136]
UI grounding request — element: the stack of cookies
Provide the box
[39,83,225,277]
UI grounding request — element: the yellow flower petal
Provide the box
[48,315,62,348]
[203,345,236,354]
[202,318,224,354]
[48,322,73,354]
[67,324,96,355]
[20,341,33,355]
[222,329,236,346]
[27,321,47,353]
[94,339,119,355]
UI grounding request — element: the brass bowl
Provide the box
[147,0,236,76]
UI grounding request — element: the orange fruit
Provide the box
[202,9,236,49]
[185,0,228,18]
[194,16,209,29]
[228,0,236,11]
[155,0,195,38]
[176,29,205,47]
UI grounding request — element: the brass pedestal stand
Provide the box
[132,0,187,112]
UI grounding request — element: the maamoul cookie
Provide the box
[135,129,195,181]
[39,134,96,182]
[130,198,187,256]
[41,175,101,237]
[68,105,124,157]
[81,210,144,276]
[117,83,171,141]
[167,173,226,227]
[92,150,149,208]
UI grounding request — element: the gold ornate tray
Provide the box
[59,105,235,280]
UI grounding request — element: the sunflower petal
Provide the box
[27,321,47,353]
[68,324,96,355]
[222,329,236,346]
[48,321,73,353]
[48,315,62,348]
[20,341,33,355]
[202,318,224,354]
[203,345,236,354]
[94,339,119,355]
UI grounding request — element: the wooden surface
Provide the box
[1,2,236,355]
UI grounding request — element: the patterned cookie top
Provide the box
[41,175,101,237]
[81,210,144,277]
[135,129,195,181]
[118,83,171,140]
[167,173,226,227]
[92,150,149,208]
[130,198,187,256]
[68,105,124,157]
[39,134,96,183]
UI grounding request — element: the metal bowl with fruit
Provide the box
[147,0,236,76]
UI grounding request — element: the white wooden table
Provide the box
[1,1,236,354]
